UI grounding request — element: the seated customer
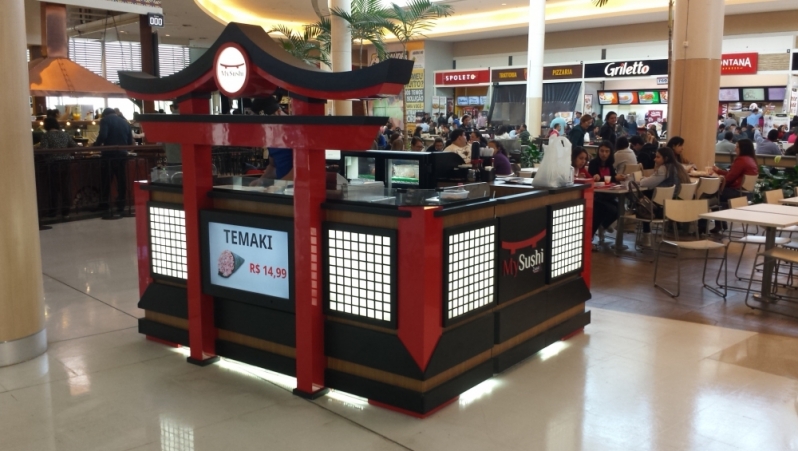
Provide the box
[638,147,691,247]
[427,137,444,152]
[444,129,471,163]
[573,146,616,241]
[755,129,782,155]
[666,136,692,167]
[709,138,759,234]
[571,146,591,179]
[488,140,514,176]
[587,140,627,183]
[715,131,736,154]
[613,136,638,174]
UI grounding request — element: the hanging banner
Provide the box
[405,68,425,132]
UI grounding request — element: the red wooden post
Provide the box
[292,99,329,398]
[580,183,594,289]
[397,206,444,371]
[179,97,218,365]
[134,181,153,297]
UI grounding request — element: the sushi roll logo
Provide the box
[218,250,245,278]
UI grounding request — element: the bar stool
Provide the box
[653,199,728,298]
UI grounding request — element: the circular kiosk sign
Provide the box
[214,44,250,97]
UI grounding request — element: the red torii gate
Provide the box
[120,22,413,398]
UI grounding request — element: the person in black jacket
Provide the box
[586,141,625,241]
[95,108,133,216]
[599,111,617,146]
[630,135,657,170]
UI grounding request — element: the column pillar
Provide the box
[329,0,352,116]
[0,0,47,366]
[139,16,158,114]
[525,0,545,138]
[669,0,725,169]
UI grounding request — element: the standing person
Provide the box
[38,117,77,218]
[94,107,133,216]
[549,123,562,138]
[755,129,782,155]
[567,115,593,147]
[666,136,692,166]
[709,139,759,234]
[550,114,567,134]
[747,108,763,130]
[599,111,618,145]
[592,112,603,129]
[461,114,474,133]
[617,114,628,134]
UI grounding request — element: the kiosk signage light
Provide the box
[149,204,187,280]
[445,224,496,322]
[215,45,250,97]
[549,203,585,281]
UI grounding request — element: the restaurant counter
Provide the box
[134,178,593,416]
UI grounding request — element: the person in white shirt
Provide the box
[444,129,471,164]
[419,122,430,133]
[495,125,511,139]
[509,126,519,138]
[613,136,638,174]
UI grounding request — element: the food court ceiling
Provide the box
[55,0,798,46]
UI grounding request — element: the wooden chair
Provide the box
[765,189,784,204]
[678,181,699,200]
[739,174,758,195]
[622,163,643,175]
[653,199,728,298]
[632,171,643,182]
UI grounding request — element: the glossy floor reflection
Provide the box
[0,218,796,451]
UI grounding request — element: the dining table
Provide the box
[594,184,638,256]
[700,206,798,306]
[779,196,798,206]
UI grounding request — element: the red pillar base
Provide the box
[187,356,220,367]
[367,397,459,419]
[293,387,330,400]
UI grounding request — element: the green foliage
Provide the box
[330,0,392,65]
[753,165,797,204]
[520,143,541,168]
[269,24,330,67]
[383,0,453,55]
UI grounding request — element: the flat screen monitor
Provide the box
[767,87,787,102]
[597,91,617,105]
[719,88,740,102]
[457,97,469,106]
[637,92,660,104]
[617,92,638,105]
[742,88,765,102]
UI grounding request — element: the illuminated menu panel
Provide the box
[325,225,396,326]
[549,202,585,282]
[444,222,497,325]
[149,204,187,280]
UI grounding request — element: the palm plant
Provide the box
[330,0,392,68]
[269,24,330,67]
[304,16,332,66]
[384,0,453,59]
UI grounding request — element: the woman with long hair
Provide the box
[666,136,691,166]
[588,140,627,183]
[571,146,590,179]
[709,139,759,233]
[488,140,513,176]
[637,146,691,246]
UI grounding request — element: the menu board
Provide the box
[719,88,740,102]
[767,87,786,102]
[660,91,668,104]
[742,88,765,101]
[201,211,294,309]
[598,92,617,105]
[457,97,469,106]
[638,92,660,104]
[479,96,488,105]
[468,96,480,105]
[617,92,638,105]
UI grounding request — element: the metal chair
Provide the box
[653,199,729,298]
[678,181,699,200]
[744,247,798,319]
[695,177,721,209]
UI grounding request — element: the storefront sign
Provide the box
[584,59,668,78]
[543,64,583,81]
[491,65,583,83]
[435,69,490,85]
[721,53,758,75]
[497,209,548,303]
[214,44,250,97]
[201,211,294,308]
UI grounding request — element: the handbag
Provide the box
[628,181,658,221]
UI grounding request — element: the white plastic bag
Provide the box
[534,137,574,188]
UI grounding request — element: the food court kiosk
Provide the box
[122,22,594,417]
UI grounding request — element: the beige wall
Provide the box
[452,10,798,58]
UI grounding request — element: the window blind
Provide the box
[158,44,190,77]
[105,40,142,83]
[68,38,104,78]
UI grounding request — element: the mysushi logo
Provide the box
[501,230,546,278]
[215,45,249,96]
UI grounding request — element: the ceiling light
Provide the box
[165,34,170,37]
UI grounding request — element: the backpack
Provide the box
[628,181,659,221]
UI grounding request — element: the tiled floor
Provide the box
[0,218,797,451]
